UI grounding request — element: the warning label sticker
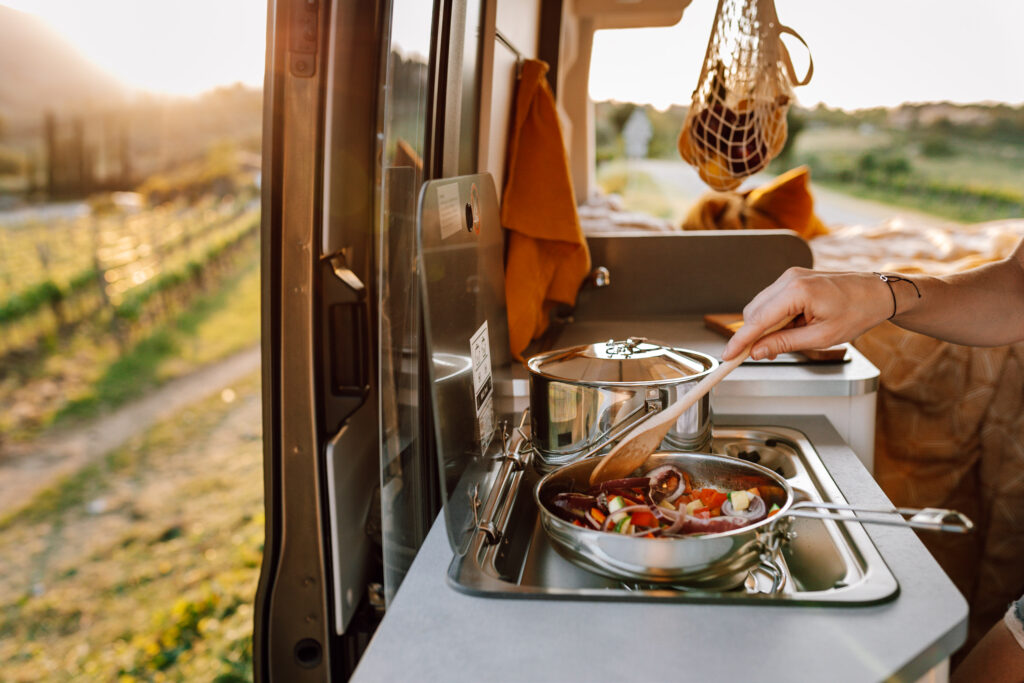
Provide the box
[436,182,463,240]
[470,321,495,456]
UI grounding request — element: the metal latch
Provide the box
[470,410,533,546]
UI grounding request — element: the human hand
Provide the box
[722,268,892,361]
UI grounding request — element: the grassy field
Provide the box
[597,138,1024,226]
[0,217,260,442]
[0,371,263,681]
[52,246,260,427]
[794,127,1024,195]
[0,188,265,681]
[789,127,1024,223]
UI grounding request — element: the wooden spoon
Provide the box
[588,320,789,485]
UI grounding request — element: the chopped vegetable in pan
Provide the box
[549,464,781,537]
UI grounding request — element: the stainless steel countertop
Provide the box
[352,415,966,683]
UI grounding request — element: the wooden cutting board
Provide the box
[704,313,849,362]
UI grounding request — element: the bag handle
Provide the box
[691,0,727,101]
[777,24,813,86]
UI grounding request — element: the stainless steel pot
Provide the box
[535,452,973,588]
[526,338,717,470]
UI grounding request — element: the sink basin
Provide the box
[448,425,900,606]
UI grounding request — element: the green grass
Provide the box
[912,143,1024,195]
[793,127,894,156]
[814,178,1020,223]
[790,126,1024,222]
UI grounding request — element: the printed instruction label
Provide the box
[470,321,495,456]
[436,182,463,240]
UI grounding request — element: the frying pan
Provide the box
[535,451,973,587]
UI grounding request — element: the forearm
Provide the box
[723,241,1024,362]
[889,254,1024,346]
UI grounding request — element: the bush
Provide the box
[0,279,63,325]
[136,141,242,206]
[921,136,955,158]
[0,146,22,176]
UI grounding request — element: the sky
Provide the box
[590,0,1024,111]
[2,0,1022,109]
[0,0,267,97]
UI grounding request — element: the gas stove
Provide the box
[448,423,900,606]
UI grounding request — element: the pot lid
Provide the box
[527,337,714,385]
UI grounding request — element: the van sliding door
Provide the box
[255,0,384,680]
[257,0,481,678]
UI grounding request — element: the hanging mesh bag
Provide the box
[678,0,813,190]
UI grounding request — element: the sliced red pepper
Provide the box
[631,510,658,528]
[697,488,728,511]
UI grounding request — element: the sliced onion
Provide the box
[603,488,646,503]
[550,492,597,521]
[650,501,680,523]
[646,465,687,503]
[721,493,767,522]
[596,477,651,492]
[599,504,652,531]
[663,514,754,536]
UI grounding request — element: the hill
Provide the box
[0,5,127,131]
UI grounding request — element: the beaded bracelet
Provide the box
[873,272,921,320]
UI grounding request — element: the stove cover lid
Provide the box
[418,173,513,557]
[527,338,713,385]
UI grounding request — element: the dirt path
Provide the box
[0,365,264,680]
[0,344,261,518]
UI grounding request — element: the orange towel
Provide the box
[502,59,590,360]
[681,165,828,240]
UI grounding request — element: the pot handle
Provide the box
[783,500,974,534]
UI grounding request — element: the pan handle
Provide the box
[783,500,974,534]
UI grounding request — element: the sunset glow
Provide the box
[0,0,267,97]
[591,0,1024,110]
